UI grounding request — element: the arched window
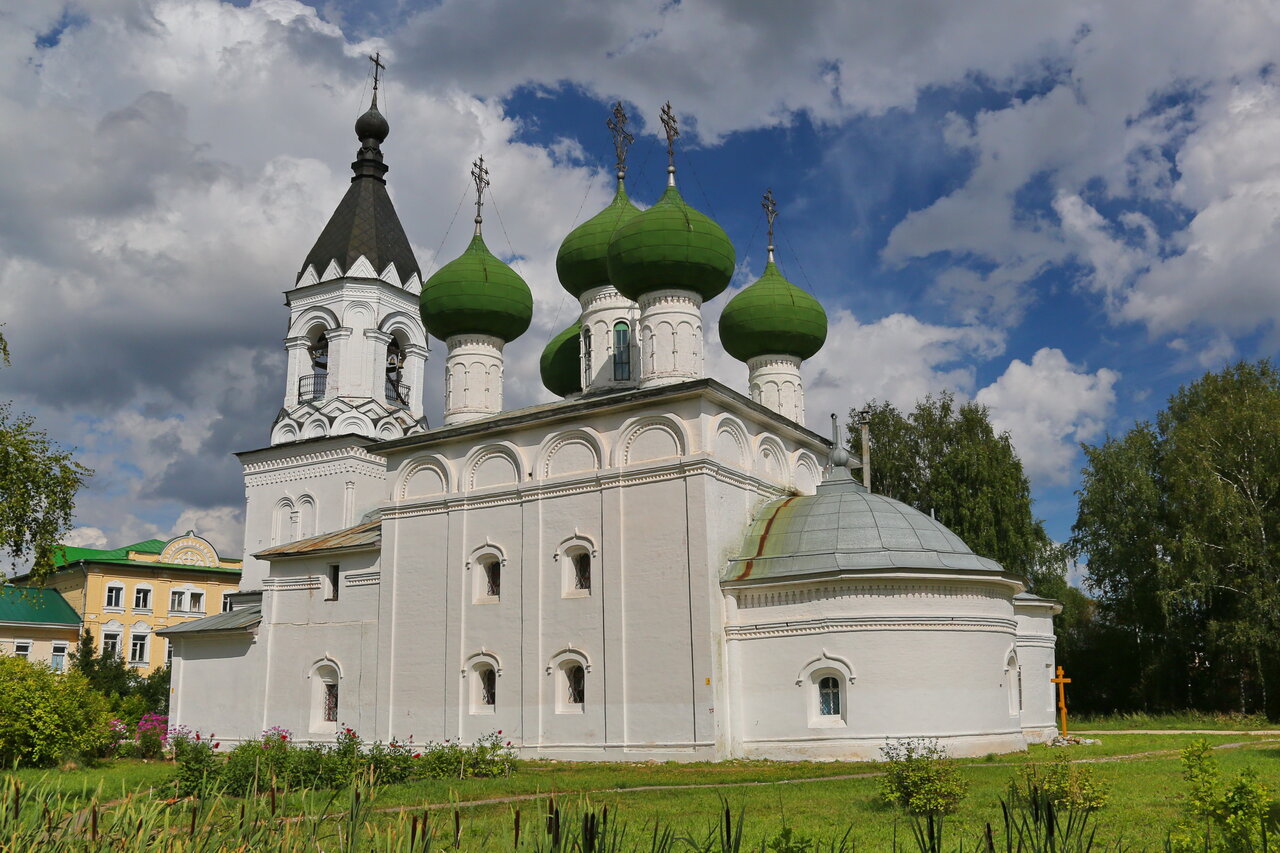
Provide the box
[301,330,329,402]
[612,321,631,381]
[484,559,501,598]
[479,666,497,707]
[311,662,340,732]
[581,326,593,386]
[385,336,408,407]
[1007,654,1021,715]
[572,552,591,592]
[566,664,585,706]
[818,676,841,716]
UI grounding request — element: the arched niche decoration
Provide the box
[538,428,604,479]
[465,443,523,491]
[399,455,452,499]
[793,451,821,495]
[755,434,790,483]
[712,415,749,468]
[342,301,375,329]
[303,417,329,439]
[275,423,299,443]
[335,413,374,436]
[613,415,688,467]
[795,651,856,686]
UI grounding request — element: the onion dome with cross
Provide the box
[556,105,641,299]
[419,157,533,344]
[719,191,828,363]
[605,103,735,303]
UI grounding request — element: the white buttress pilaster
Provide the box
[443,334,504,425]
[748,354,804,424]
[637,288,703,388]
[579,285,640,392]
[324,327,354,399]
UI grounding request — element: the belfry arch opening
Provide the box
[301,327,329,403]
[385,333,409,407]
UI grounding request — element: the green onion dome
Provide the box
[606,184,736,303]
[540,319,584,397]
[556,179,640,298]
[419,234,533,343]
[718,261,828,362]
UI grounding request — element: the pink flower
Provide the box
[497,730,502,735]
[213,742,220,749]
[195,733,201,741]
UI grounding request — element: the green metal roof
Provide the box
[606,184,735,303]
[419,233,534,342]
[723,477,1004,585]
[8,539,243,583]
[556,179,640,298]
[0,586,81,626]
[540,319,584,398]
[719,261,828,362]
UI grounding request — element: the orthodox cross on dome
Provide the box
[471,156,490,235]
[607,102,633,179]
[660,101,679,184]
[369,51,385,105]
[762,189,778,263]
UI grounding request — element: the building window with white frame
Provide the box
[189,591,205,613]
[13,641,30,660]
[222,592,234,613]
[50,642,67,672]
[129,631,148,665]
[104,584,123,610]
[170,590,185,613]
[133,586,151,612]
[101,631,121,658]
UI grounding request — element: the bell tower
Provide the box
[272,54,429,445]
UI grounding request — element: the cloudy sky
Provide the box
[1,0,1278,566]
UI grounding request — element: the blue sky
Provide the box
[2,0,1279,570]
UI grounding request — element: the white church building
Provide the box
[162,90,1061,761]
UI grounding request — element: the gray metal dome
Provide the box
[724,477,1004,584]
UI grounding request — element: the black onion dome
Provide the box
[355,105,389,143]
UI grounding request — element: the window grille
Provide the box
[566,664,585,705]
[573,553,591,591]
[484,560,501,597]
[480,667,496,706]
[323,683,339,722]
[582,327,593,386]
[818,676,841,716]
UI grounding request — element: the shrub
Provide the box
[135,712,168,759]
[1167,739,1278,853]
[1009,752,1109,812]
[0,654,111,767]
[879,739,967,853]
[173,736,220,796]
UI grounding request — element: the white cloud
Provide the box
[62,526,109,549]
[975,348,1119,485]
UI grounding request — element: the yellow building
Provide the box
[13,532,241,675]
[0,586,81,670]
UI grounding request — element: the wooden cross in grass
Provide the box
[1052,665,1072,737]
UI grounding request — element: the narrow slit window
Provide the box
[480,667,496,707]
[573,552,591,591]
[326,565,340,601]
[582,326,593,386]
[613,321,631,381]
[818,676,841,716]
[566,664,585,706]
[323,682,339,722]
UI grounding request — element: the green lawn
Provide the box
[1072,710,1280,732]
[6,734,1279,851]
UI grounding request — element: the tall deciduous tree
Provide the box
[0,328,92,583]
[847,392,1061,592]
[1072,360,1280,717]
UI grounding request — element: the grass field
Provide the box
[8,733,1280,850]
